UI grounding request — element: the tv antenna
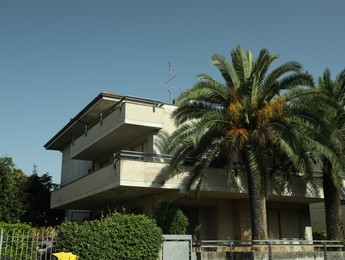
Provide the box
[165,62,177,103]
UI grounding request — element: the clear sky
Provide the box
[1,0,344,183]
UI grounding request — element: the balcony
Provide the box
[51,151,324,210]
[51,151,180,209]
[70,100,165,160]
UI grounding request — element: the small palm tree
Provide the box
[166,46,314,240]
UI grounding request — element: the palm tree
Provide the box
[166,45,314,240]
[316,68,345,240]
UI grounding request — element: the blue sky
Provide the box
[1,0,344,183]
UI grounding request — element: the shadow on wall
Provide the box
[153,130,169,155]
[270,173,322,198]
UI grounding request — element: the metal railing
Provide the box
[0,229,56,260]
[194,239,344,260]
[113,150,172,168]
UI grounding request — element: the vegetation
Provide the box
[0,223,37,260]
[0,157,25,222]
[313,230,327,240]
[165,45,338,240]
[0,157,63,226]
[314,69,345,240]
[21,165,64,227]
[153,199,189,234]
[56,212,162,260]
[0,222,33,232]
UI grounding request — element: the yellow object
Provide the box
[52,252,79,260]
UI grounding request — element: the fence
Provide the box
[195,239,344,260]
[1,229,344,260]
[0,229,55,260]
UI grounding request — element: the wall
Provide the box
[216,200,235,239]
[61,145,92,185]
[267,202,312,240]
[310,202,345,233]
[153,104,176,154]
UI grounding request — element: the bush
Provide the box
[153,199,189,234]
[0,222,32,232]
[313,230,327,240]
[56,212,162,260]
[0,222,38,260]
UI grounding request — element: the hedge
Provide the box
[55,212,162,260]
[0,222,39,260]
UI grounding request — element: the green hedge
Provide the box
[0,222,37,260]
[55,212,162,260]
[0,222,32,233]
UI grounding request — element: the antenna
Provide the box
[165,62,177,103]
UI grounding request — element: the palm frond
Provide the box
[183,142,222,195]
[230,45,254,90]
[211,54,239,88]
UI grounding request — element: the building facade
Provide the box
[45,92,325,240]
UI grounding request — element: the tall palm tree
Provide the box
[166,46,315,240]
[316,68,345,240]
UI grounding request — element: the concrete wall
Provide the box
[310,202,345,233]
[61,145,92,185]
[197,251,345,260]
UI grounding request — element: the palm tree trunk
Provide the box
[323,169,344,240]
[243,152,268,240]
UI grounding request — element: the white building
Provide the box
[45,92,325,240]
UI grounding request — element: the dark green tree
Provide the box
[153,199,189,234]
[165,46,317,240]
[0,157,25,222]
[21,165,64,226]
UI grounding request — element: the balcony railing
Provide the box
[113,150,172,168]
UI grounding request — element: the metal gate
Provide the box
[0,229,55,260]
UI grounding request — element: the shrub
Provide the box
[0,222,32,233]
[153,199,189,234]
[0,222,38,260]
[56,212,162,260]
[313,230,327,240]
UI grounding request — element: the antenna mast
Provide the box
[165,62,177,103]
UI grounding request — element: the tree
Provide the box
[165,46,315,240]
[0,157,25,222]
[153,199,189,234]
[21,165,64,226]
[314,68,345,240]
